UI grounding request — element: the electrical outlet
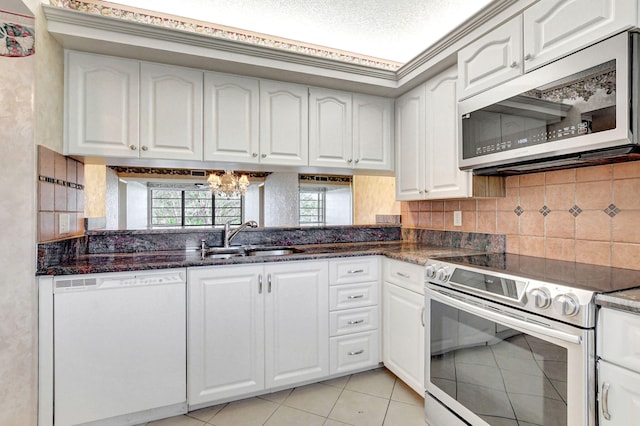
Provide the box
[453,210,462,227]
[59,213,70,234]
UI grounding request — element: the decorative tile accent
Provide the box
[514,206,524,216]
[50,0,401,70]
[539,205,551,216]
[569,205,583,217]
[604,204,621,217]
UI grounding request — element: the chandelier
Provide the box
[207,170,250,197]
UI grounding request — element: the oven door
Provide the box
[425,284,595,426]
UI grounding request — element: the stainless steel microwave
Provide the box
[459,32,640,175]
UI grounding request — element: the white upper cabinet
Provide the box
[309,89,394,171]
[395,84,426,200]
[353,94,394,171]
[309,88,353,168]
[457,16,523,100]
[203,72,260,164]
[458,0,636,100]
[65,50,140,157]
[523,0,637,71]
[424,66,471,199]
[140,63,203,161]
[396,66,471,200]
[259,80,309,166]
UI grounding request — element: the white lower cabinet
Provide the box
[598,307,640,424]
[328,257,381,375]
[187,260,329,407]
[382,258,425,395]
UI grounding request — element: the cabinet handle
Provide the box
[348,319,364,325]
[347,294,364,299]
[602,382,611,420]
[510,61,518,68]
[259,274,263,294]
[252,152,258,157]
[261,153,267,158]
[348,349,364,356]
[141,145,148,151]
[396,272,411,279]
[421,307,425,327]
[354,159,359,164]
[129,145,137,150]
[347,269,364,274]
[347,158,353,163]
[268,273,272,293]
[524,53,532,61]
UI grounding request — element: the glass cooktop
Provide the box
[435,253,640,294]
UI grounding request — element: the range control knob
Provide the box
[529,288,552,309]
[553,293,580,317]
[435,267,450,282]
[425,264,437,280]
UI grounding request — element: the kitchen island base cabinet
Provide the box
[187,261,329,407]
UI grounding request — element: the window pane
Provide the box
[214,195,242,225]
[299,188,325,226]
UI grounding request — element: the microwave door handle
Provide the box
[428,289,582,345]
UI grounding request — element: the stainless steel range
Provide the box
[423,253,640,426]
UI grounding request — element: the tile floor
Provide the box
[145,368,426,426]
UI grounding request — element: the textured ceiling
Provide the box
[111,0,494,64]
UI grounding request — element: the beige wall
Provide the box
[353,175,400,224]
[0,1,64,424]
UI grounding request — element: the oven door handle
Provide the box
[429,289,582,345]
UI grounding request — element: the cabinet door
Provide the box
[187,265,265,405]
[309,88,352,168]
[457,16,523,100]
[353,94,394,171]
[382,281,425,395]
[260,80,309,166]
[524,0,637,71]
[395,84,426,201]
[204,72,259,163]
[264,261,329,388]
[424,66,471,199]
[65,50,139,157]
[140,63,203,161]
[598,360,640,425]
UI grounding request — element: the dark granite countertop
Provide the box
[37,240,484,276]
[596,289,640,314]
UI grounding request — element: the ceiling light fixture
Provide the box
[207,170,250,197]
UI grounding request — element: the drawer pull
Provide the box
[347,269,364,274]
[421,307,425,327]
[602,382,611,420]
[348,319,364,325]
[396,272,411,279]
[268,274,272,293]
[347,294,364,299]
[348,349,364,356]
[259,274,263,294]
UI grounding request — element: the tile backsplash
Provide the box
[38,145,84,241]
[402,161,640,269]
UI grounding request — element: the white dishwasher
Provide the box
[52,269,187,426]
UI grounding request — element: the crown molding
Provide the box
[43,1,532,96]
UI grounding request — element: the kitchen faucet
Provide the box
[224,220,258,247]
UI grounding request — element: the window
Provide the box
[299,188,326,226]
[150,189,242,227]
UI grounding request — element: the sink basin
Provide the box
[204,247,245,255]
[245,247,303,257]
[206,252,244,259]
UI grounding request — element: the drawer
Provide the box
[330,331,379,375]
[598,308,640,372]
[330,282,378,310]
[330,306,379,337]
[330,257,380,285]
[383,258,424,295]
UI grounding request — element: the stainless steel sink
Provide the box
[206,252,245,259]
[245,248,298,257]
